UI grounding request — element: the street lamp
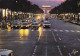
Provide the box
[78,1,80,7]
[16,1,18,3]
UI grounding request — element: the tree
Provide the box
[0,0,43,13]
[50,0,80,14]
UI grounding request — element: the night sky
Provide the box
[28,0,65,8]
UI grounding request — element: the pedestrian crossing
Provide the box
[59,30,63,32]
[0,29,80,33]
[53,29,80,33]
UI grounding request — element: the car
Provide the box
[21,22,29,29]
[28,22,32,27]
[31,23,39,29]
[43,22,51,28]
[11,23,20,29]
[35,22,42,27]
[0,49,13,56]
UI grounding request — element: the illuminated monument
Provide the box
[42,5,51,19]
[42,5,51,14]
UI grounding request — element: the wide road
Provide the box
[0,19,80,56]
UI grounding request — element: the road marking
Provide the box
[34,48,37,50]
[56,34,62,40]
[34,50,36,52]
[32,55,34,56]
[71,49,78,55]
[34,48,36,51]
[59,37,62,40]
[46,35,47,42]
[33,53,35,55]
[65,30,69,32]
[45,46,47,56]
[57,46,63,56]
[78,38,80,41]
[71,30,75,32]
[2,29,80,33]
[49,30,51,31]
[38,35,41,41]
[32,45,38,56]
[54,29,58,32]
[35,46,37,49]
[57,34,59,36]
[34,45,37,52]
[64,45,67,47]
[60,30,63,32]
[68,53,72,56]
[52,31,57,42]
[52,46,53,49]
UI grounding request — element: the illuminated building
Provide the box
[42,5,51,14]
[42,5,51,19]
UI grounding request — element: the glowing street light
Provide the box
[78,1,80,7]
[16,1,18,3]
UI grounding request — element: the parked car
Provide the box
[21,22,29,29]
[11,23,20,29]
[31,23,39,29]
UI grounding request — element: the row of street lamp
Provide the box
[51,13,80,21]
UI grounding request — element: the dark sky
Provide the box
[28,0,65,8]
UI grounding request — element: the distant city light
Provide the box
[2,9,8,18]
[42,5,51,8]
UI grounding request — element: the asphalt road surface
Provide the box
[0,19,80,56]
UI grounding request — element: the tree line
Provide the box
[0,0,43,13]
[50,0,80,14]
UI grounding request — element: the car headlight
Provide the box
[11,26,13,27]
[26,26,28,27]
[30,24,32,26]
[21,26,23,27]
[16,26,17,27]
